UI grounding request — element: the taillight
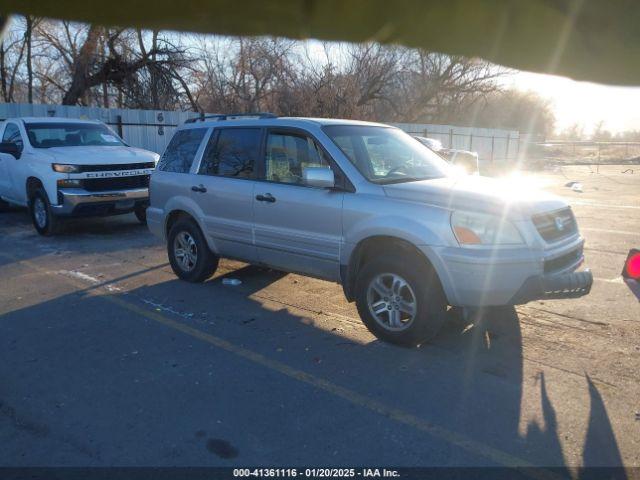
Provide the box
[622,249,640,280]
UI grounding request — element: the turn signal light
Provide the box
[622,249,640,280]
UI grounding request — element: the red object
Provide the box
[622,249,640,280]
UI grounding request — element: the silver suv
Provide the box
[147,114,592,346]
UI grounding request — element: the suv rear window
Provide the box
[199,128,261,179]
[158,128,207,173]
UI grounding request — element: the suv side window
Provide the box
[2,123,23,153]
[157,128,207,173]
[265,132,331,185]
[199,128,261,179]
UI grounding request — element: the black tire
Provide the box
[29,187,61,236]
[167,218,219,282]
[355,253,447,347]
[134,206,147,224]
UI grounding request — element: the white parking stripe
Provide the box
[594,276,624,284]
[569,200,640,210]
[582,227,638,236]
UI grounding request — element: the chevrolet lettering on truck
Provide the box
[147,114,593,346]
[0,117,159,235]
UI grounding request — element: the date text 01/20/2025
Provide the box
[232,468,400,478]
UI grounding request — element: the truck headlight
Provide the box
[451,211,524,246]
[52,163,82,173]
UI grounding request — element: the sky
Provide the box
[301,39,640,136]
[503,70,640,135]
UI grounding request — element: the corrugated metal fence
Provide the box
[0,103,520,161]
[0,103,191,154]
[393,122,520,162]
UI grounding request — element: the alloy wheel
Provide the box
[173,231,198,271]
[366,273,418,331]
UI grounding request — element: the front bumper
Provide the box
[508,269,593,304]
[426,235,590,307]
[51,188,149,217]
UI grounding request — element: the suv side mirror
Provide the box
[303,167,335,188]
[0,142,20,159]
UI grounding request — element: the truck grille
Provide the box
[81,175,150,192]
[544,247,582,274]
[532,207,577,242]
[77,162,155,173]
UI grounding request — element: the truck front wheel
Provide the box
[29,188,61,236]
[134,206,147,224]
[354,253,447,347]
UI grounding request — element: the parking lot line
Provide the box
[2,253,562,477]
[569,201,640,210]
[581,227,638,236]
[594,276,624,284]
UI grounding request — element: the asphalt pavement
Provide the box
[0,165,638,473]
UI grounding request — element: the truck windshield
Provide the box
[323,125,451,184]
[25,123,125,148]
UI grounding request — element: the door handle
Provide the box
[191,185,207,193]
[256,193,276,203]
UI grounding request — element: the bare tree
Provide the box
[2,16,520,129]
[0,18,28,102]
[24,15,41,103]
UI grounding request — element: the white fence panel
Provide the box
[1,103,520,160]
[0,103,196,154]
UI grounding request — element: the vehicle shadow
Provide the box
[0,208,160,268]
[0,263,628,473]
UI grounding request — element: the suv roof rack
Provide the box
[185,112,277,123]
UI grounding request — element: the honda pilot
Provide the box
[147,114,592,346]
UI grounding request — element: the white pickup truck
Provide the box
[0,117,159,235]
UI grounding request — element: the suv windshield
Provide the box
[25,122,125,148]
[324,125,451,184]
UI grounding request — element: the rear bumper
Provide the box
[508,269,593,304]
[51,188,149,217]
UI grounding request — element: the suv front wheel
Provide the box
[355,254,447,347]
[168,218,219,282]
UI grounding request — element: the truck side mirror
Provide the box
[0,142,21,159]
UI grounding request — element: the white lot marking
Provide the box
[59,268,196,320]
[594,276,624,284]
[569,200,640,210]
[582,227,638,236]
[58,269,121,291]
[580,227,640,236]
[62,268,193,315]
[59,270,100,283]
[141,299,195,320]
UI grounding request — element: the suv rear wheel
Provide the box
[355,253,447,346]
[168,218,219,282]
[29,187,61,236]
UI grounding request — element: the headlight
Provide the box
[52,163,81,173]
[451,211,524,246]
